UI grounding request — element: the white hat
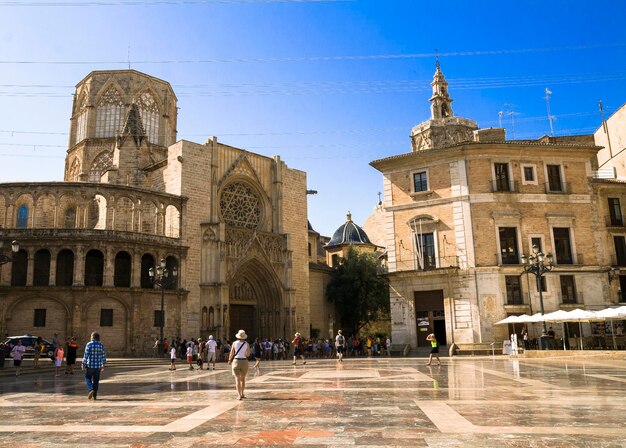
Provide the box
[235,329,247,340]
[295,332,301,337]
[338,330,342,335]
[209,335,214,340]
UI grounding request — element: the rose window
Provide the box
[220,183,262,229]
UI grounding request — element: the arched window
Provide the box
[140,253,155,289]
[64,208,76,229]
[56,249,74,286]
[84,249,104,286]
[11,249,28,286]
[33,249,51,286]
[114,251,132,287]
[137,91,160,144]
[16,205,28,228]
[89,151,113,183]
[165,256,178,290]
[95,86,125,138]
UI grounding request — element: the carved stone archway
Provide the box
[227,258,283,341]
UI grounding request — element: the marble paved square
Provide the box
[0,355,625,447]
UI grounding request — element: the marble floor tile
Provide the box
[0,356,625,446]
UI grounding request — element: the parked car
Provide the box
[0,335,54,358]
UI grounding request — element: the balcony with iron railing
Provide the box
[491,179,518,193]
[392,255,459,273]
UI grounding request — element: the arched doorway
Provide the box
[228,258,283,341]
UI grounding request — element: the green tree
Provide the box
[325,246,389,335]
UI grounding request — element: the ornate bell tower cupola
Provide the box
[430,57,454,120]
[411,58,478,152]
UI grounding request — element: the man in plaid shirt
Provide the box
[81,332,107,400]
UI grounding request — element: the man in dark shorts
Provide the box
[335,330,346,363]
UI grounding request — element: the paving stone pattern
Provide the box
[0,356,625,447]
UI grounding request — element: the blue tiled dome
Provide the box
[326,212,372,248]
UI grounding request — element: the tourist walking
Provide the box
[54,344,64,377]
[33,336,43,369]
[169,345,177,370]
[81,332,107,400]
[65,337,78,374]
[186,342,195,370]
[10,339,26,376]
[206,335,218,370]
[228,329,250,400]
[386,336,391,356]
[252,338,262,368]
[426,333,441,366]
[335,330,346,363]
[292,332,306,365]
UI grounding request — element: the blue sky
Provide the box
[1,0,626,237]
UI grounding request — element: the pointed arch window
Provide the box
[89,151,113,183]
[95,87,125,138]
[137,91,160,144]
[68,157,81,182]
[75,95,88,144]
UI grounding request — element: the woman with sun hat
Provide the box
[228,329,251,400]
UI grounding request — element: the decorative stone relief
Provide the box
[219,183,261,229]
[230,278,257,302]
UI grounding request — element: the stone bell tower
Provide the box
[411,59,478,151]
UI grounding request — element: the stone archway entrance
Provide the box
[228,259,282,341]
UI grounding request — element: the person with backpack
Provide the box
[335,330,346,363]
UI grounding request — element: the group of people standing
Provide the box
[8,335,79,376]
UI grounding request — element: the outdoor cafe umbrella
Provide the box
[495,314,530,325]
[543,310,572,350]
[595,307,626,350]
[559,309,599,350]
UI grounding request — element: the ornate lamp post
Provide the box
[149,258,178,356]
[0,239,20,266]
[521,245,553,346]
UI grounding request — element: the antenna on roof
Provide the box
[545,88,556,136]
[127,44,131,70]
[503,104,519,139]
[599,100,614,159]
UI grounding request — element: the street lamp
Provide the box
[148,258,178,356]
[0,240,20,265]
[521,244,553,344]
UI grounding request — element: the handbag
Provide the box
[228,342,246,364]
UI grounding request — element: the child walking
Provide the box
[54,345,65,377]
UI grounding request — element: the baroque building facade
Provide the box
[0,69,315,354]
[371,64,626,349]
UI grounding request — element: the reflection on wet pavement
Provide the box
[0,356,625,446]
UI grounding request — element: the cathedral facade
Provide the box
[0,70,312,354]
